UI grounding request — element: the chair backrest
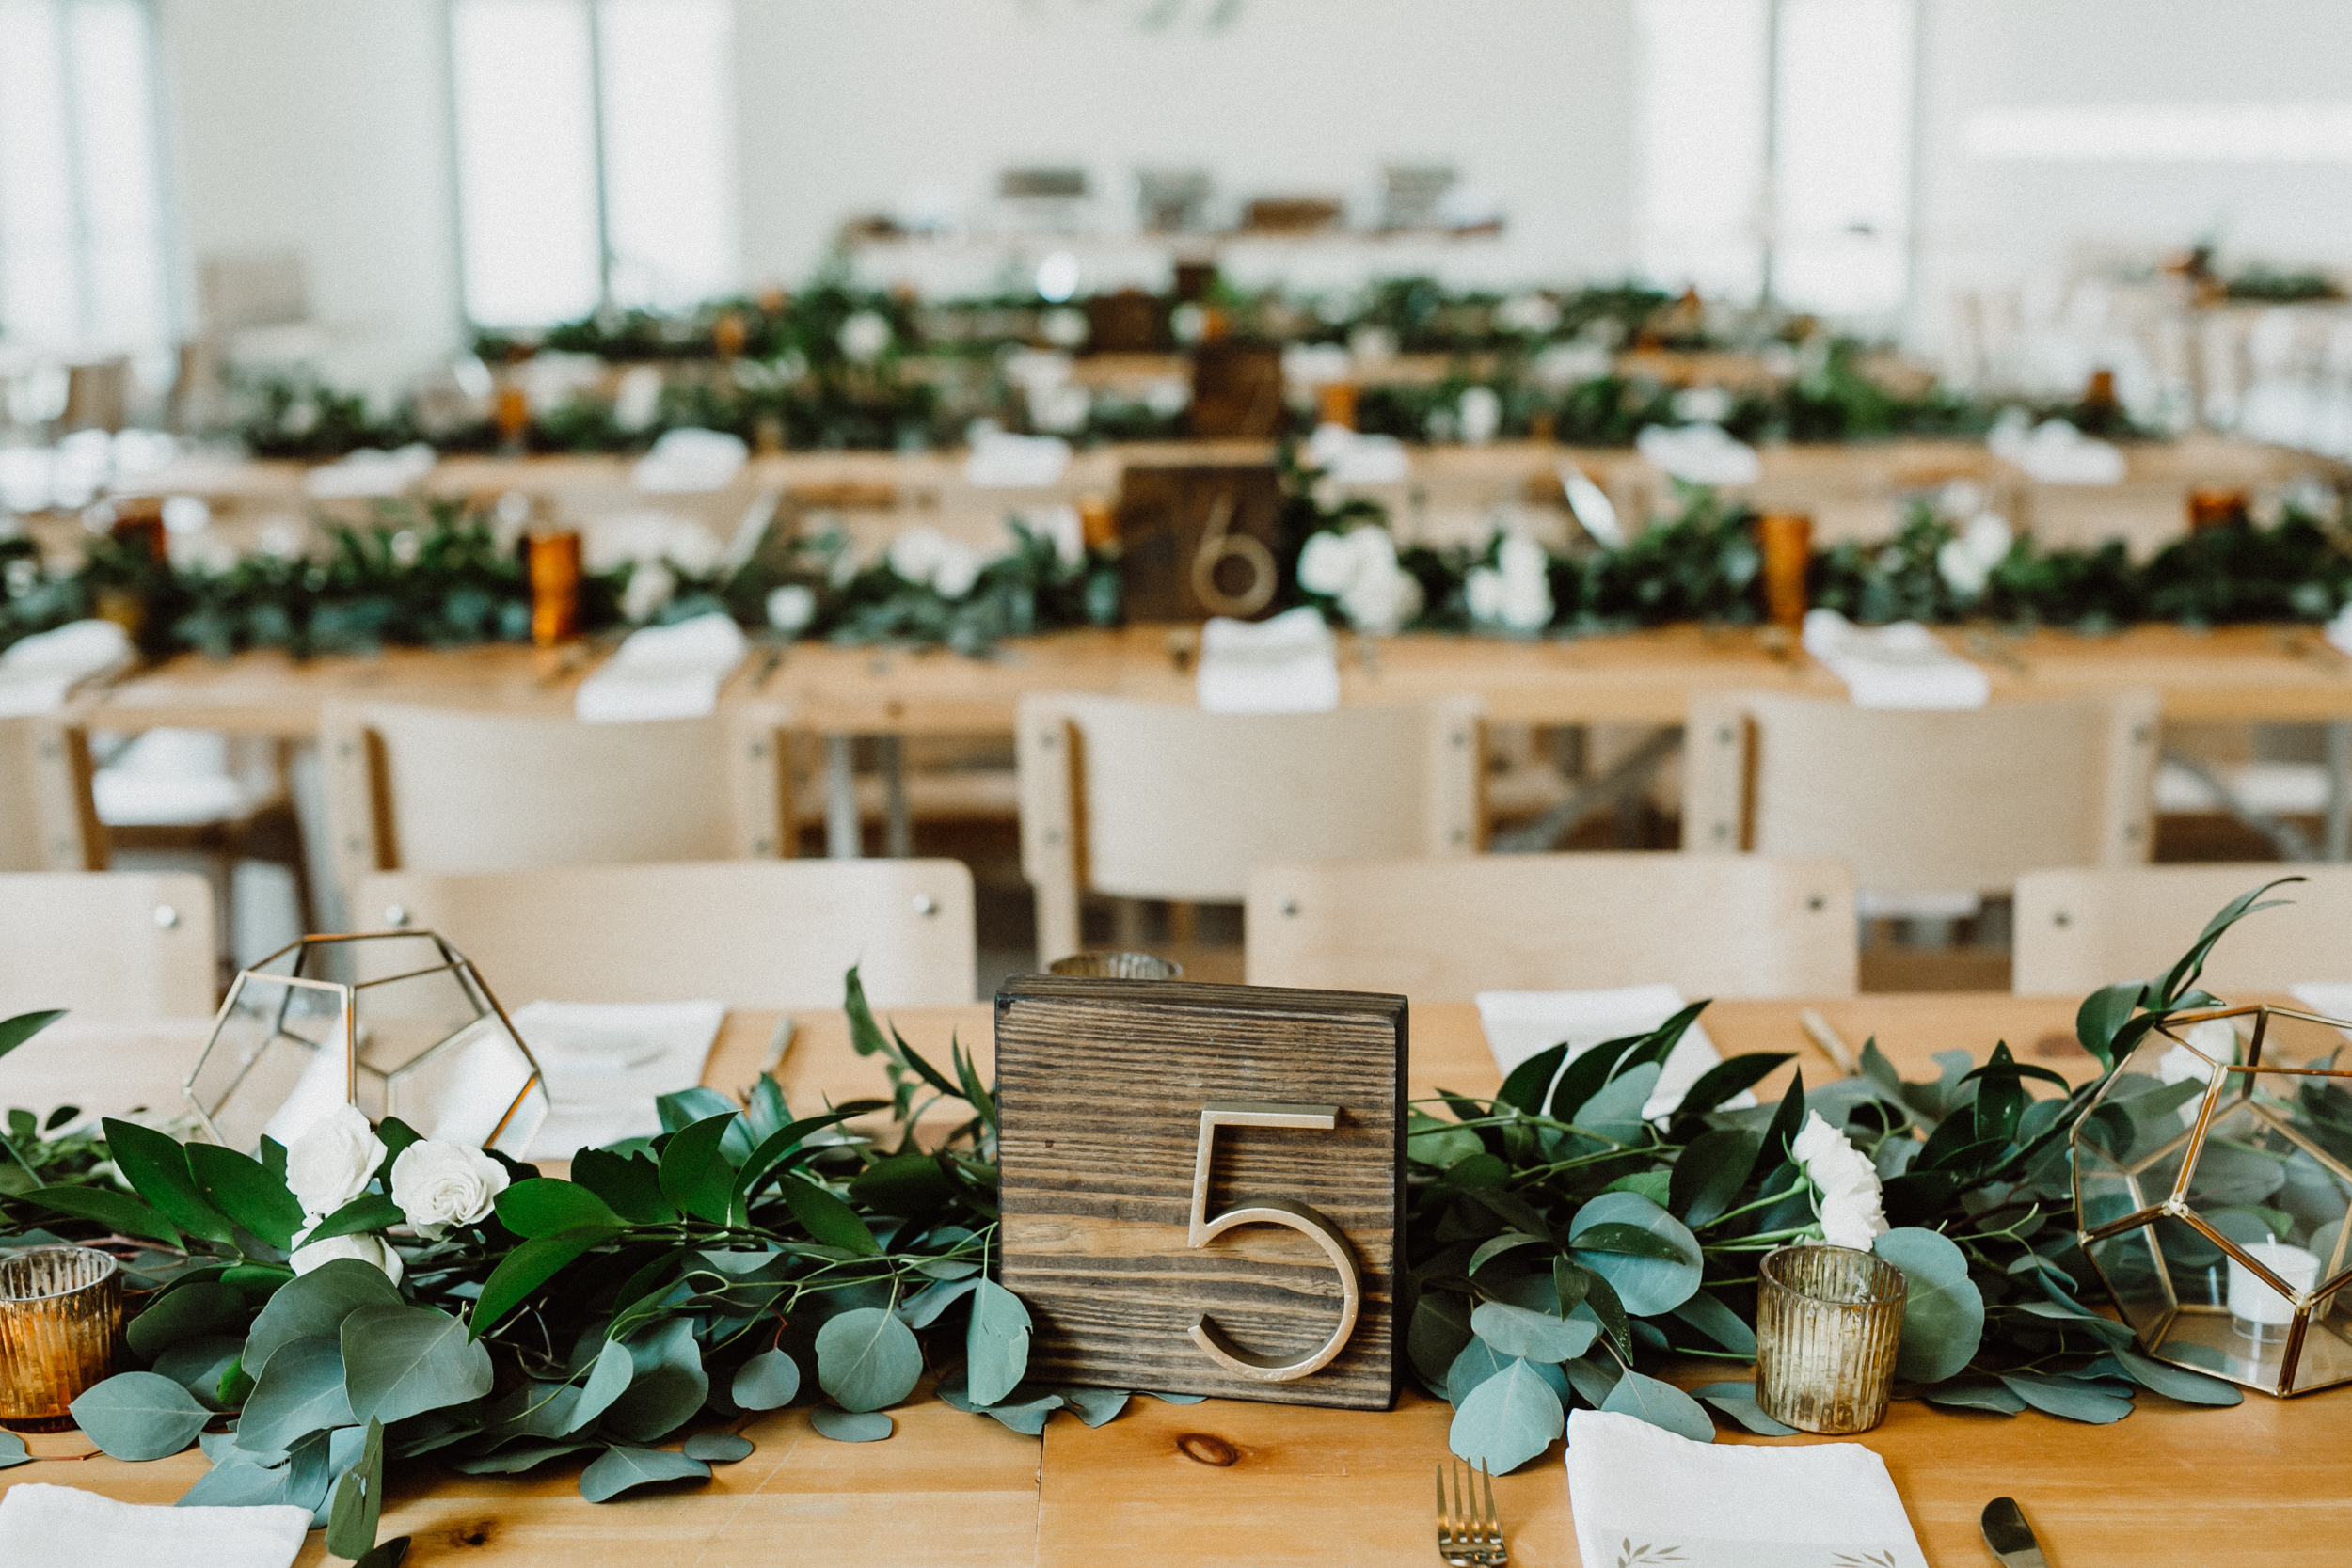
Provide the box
[1682,689,2158,897]
[2013,863,2352,997]
[0,717,103,872]
[353,861,976,1008]
[320,702,795,895]
[1017,692,1483,963]
[0,872,216,1018]
[1246,853,1856,999]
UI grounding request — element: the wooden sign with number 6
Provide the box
[994,975,1405,1409]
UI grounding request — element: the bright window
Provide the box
[449,0,738,329]
[0,0,172,351]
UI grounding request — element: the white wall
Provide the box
[156,0,463,394]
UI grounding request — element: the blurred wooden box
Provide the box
[1189,341,1286,438]
[1115,464,1283,622]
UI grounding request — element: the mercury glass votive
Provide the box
[0,1247,123,1431]
[1755,1244,1908,1434]
[1046,951,1183,980]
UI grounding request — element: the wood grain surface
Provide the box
[994,975,1405,1409]
[8,995,2352,1565]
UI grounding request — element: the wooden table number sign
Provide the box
[995,975,1406,1410]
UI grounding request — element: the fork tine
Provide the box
[1480,1461,1499,1542]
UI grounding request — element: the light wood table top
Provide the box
[77,619,2352,739]
[7,993,2344,1564]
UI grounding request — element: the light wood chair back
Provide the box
[320,702,795,895]
[2013,863,2352,997]
[1018,692,1483,963]
[0,717,103,872]
[0,871,216,1017]
[1246,853,1856,999]
[354,861,976,1007]
[1682,689,2159,898]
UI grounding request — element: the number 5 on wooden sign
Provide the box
[995,975,1405,1410]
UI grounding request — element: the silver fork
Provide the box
[1436,1457,1507,1565]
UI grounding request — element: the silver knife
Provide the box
[1981,1497,2049,1567]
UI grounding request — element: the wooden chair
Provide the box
[0,871,216,1017]
[1681,689,2160,903]
[2013,863,2352,997]
[1018,692,1483,964]
[354,861,976,1008]
[1245,853,1857,1000]
[319,702,796,897]
[0,717,103,873]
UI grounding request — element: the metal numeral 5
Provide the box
[1183,1101,1363,1382]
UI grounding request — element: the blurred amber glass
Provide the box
[1756,513,1813,634]
[1755,1243,1907,1433]
[526,530,583,647]
[0,1246,122,1431]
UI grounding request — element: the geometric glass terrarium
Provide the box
[185,931,548,1158]
[2074,1002,2352,1397]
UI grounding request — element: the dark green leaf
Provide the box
[1760,1069,1807,1164]
[299,1192,406,1246]
[1675,1053,1794,1117]
[654,1085,739,1134]
[355,1537,411,1568]
[469,1227,622,1338]
[185,1142,305,1250]
[1467,1229,1552,1276]
[777,1174,881,1256]
[2074,982,2141,1069]
[1669,1129,1760,1227]
[69,1370,211,1460]
[850,1153,955,1216]
[657,1112,739,1224]
[578,1444,709,1502]
[0,1009,65,1060]
[103,1118,236,1245]
[1566,1222,1689,1263]
[1497,1042,1569,1116]
[126,1280,246,1360]
[733,1112,857,1200]
[28,1183,180,1246]
[496,1179,625,1239]
[570,1148,676,1224]
[1409,1293,1474,1387]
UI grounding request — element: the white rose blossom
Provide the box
[285,1104,385,1221]
[1295,528,1422,635]
[1466,532,1554,635]
[1790,1111,1890,1252]
[765,583,817,635]
[290,1228,404,1286]
[836,310,892,364]
[1935,511,2013,600]
[620,561,676,623]
[390,1139,512,1237]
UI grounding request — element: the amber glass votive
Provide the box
[1755,1244,1907,1434]
[1317,381,1359,431]
[1756,513,1814,634]
[0,1246,123,1431]
[2187,487,2249,532]
[526,530,583,647]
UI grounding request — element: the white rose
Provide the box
[1935,512,2013,600]
[1792,1111,1890,1251]
[621,561,675,623]
[1673,385,1735,425]
[1332,529,1421,634]
[837,311,892,364]
[390,1139,511,1235]
[285,1104,385,1220]
[1498,292,1562,335]
[1457,386,1502,447]
[290,1229,403,1287]
[766,584,817,635]
[1469,533,1553,634]
[930,540,986,600]
[887,525,951,587]
[1295,531,1359,597]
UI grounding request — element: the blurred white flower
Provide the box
[1672,385,1735,424]
[1497,293,1562,335]
[390,1139,511,1236]
[286,1104,384,1220]
[1466,532,1553,634]
[1791,1111,1889,1251]
[612,365,665,432]
[1295,531,1358,597]
[621,561,676,623]
[931,540,985,599]
[1635,422,1760,486]
[1458,386,1502,447]
[290,1230,403,1286]
[766,584,817,635]
[1295,528,1421,634]
[887,526,951,586]
[1533,340,1613,388]
[1040,308,1089,348]
[1935,512,2013,599]
[837,310,893,363]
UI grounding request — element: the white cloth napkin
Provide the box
[1474,983,1729,1121]
[0,1482,310,1568]
[1803,610,1991,710]
[1565,1409,1928,1568]
[301,442,437,499]
[574,612,748,722]
[963,429,1072,488]
[0,619,134,716]
[510,999,726,1157]
[1304,422,1412,484]
[1195,606,1342,714]
[1635,421,1761,486]
[1989,411,2126,484]
[631,428,748,494]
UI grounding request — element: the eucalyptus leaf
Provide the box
[70,1370,212,1461]
[245,1258,405,1374]
[682,1431,755,1462]
[809,1406,894,1442]
[448,1440,596,1475]
[578,1444,710,1502]
[1409,1293,1474,1386]
[1447,1356,1566,1474]
[1567,1193,1701,1316]
[897,1275,981,1329]
[730,1348,803,1411]
[1998,1370,2134,1424]
[1572,1062,1662,1146]
[1872,1227,1985,1384]
[965,1279,1032,1406]
[2113,1349,2243,1406]
[0,1432,25,1470]
[573,1338,639,1429]
[604,1318,708,1442]
[126,1281,246,1361]
[1669,1292,1756,1356]
[342,1305,495,1426]
[1691,1381,1797,1436]
[176,1442,300,1507]
[235,1335,356,1453]
[1922,1378,2026,1416]
[1600,1370,1716,1443]
[325,1418,385,1561]
[1470,1301,1596,1364]
[815,1307,923,1413]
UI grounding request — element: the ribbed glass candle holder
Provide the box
[1755,1244,1908,1434]
[0,1246,123,1431]
[1046,951,1183,980]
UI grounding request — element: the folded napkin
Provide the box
[0,1482,310,1568]
[1304,421,1411,484]
[1565,1409,1928,1568]
[963,429,1072,488]
[1196,606,1342,714]
[0,618,134,716]
[302,442,436,499]
[1635,421,1761,486]
[574,612,749,722]
[1475,983,1729,1121]
[1803,610,1991,710]
[1988,410,2125,484]
[2325,603,2352,662]
[631,428,749,494]
[510,999,726,1157]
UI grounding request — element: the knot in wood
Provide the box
[1174,1431,1240,1467]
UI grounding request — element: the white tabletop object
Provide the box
[510,998,726,1158]
[0,618,133,716]
[1802,609,1991,710]
[1195,606,1341,715]
[1474,982,1728,1121]
[0,1483,310,1568]
[574,611,749,722]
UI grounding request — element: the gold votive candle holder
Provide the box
[1756,512,1813,635]
[1047,951,1183,980]
[526,529,583,647]
[0,1246,123,1431]
[1754,1244,1907,1434]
